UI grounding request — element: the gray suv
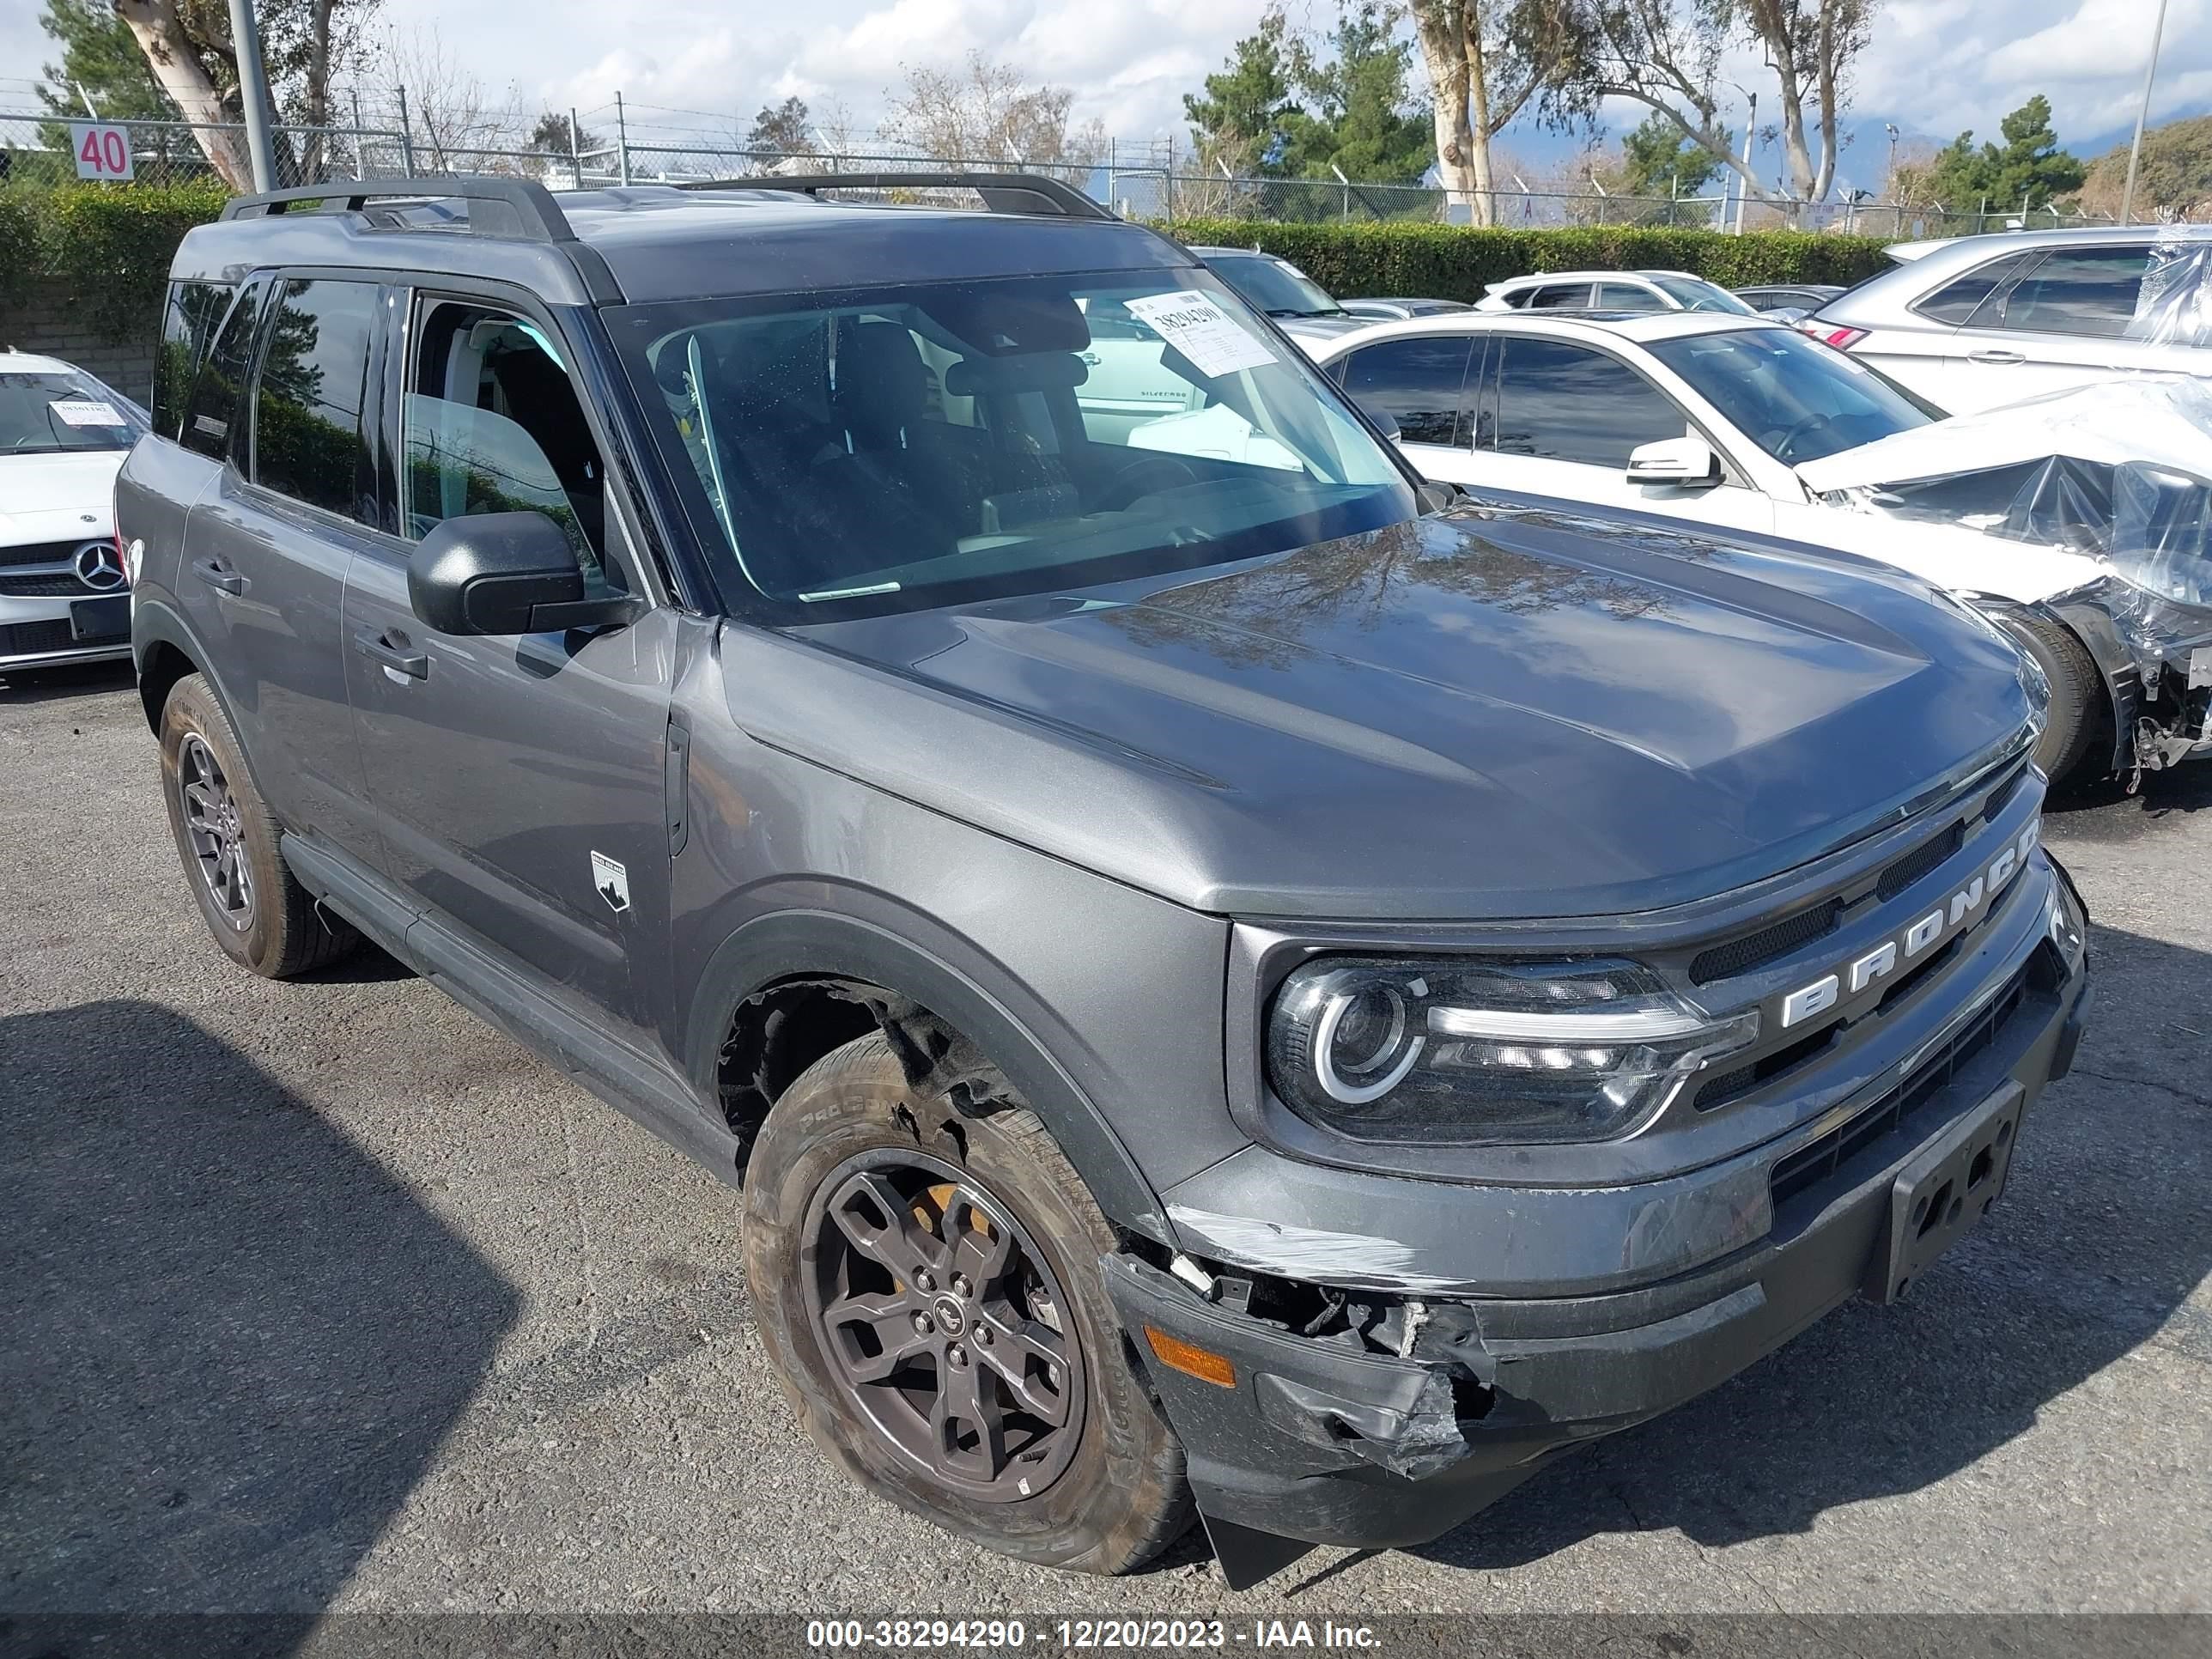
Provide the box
[121,174,2091,1587]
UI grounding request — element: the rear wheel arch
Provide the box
[689,908,1170,1246]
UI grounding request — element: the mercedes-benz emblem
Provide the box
[73,540,126,592]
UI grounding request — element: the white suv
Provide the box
[1475,269,1756,316]
[1808,225,2212,412]
[0,351,144,676]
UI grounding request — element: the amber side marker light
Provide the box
[1144,1326,1237,1389]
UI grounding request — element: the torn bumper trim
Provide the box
[1109,936,2087,1552]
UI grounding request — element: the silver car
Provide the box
[0,351,144,675]
[1808,225,2212,412]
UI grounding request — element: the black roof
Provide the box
[179,174,1193,307]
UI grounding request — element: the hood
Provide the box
[1797,376,2212,495]
[731,510,2032,921]
[1274,314,1369,345]
[0,448,125,543]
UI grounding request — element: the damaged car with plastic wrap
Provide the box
[1796,377,2212,785]
[123,173,2091,1589]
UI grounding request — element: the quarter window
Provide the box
[1914,253,2035,325]
[252,277,380,523]
[179,278,265,465]
[1338,337,1474,447]
[1488,338,1685,467]
[153,279,233,441]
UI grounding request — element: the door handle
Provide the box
[191,556,246,595]
[352,626,429,680]
[1966,349,2026,365]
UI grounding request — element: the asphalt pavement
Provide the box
[4,660,2209,1622]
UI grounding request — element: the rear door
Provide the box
[341,288,677,1048]
[1333,333,1478,482]
[1942,245,2171,410]
[173,272,386,861]
[1468,334,1776,534]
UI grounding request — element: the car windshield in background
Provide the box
[1649,327,1940,465]
[1650,276,1758,315]
[0,371,145,455]
[1205,255,1348,319]
[617,269,1417,617]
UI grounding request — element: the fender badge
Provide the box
[590,851,630,914]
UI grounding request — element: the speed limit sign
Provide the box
[69,122,135,181]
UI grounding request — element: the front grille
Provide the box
[0,573,99,598]
[1690,898,1844,985]
[1768,956,2034,1212]
[0,617,124,656]
[0,540,91,569]
[1982,760,2031,823]
[1876,820,1966,901]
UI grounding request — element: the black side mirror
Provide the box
[407,512,641,636]
[1355,399,1401,442]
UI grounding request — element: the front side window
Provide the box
[1205,255,1347,320]
[1649,326,1938,465]
[1649,275,1756,315]
[401,300,624,595]
[0,368,145,456]
[1996,246,2150,337]
[1339,336,1474,446]
[153,279,234,441]
[1488,338,1684,466]
[252,277,379,523]
[612,268,1415,617]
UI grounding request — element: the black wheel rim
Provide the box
[804,1149,1085,1504]
[179,732,253,931]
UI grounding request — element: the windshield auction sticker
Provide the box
[49,400,125,428]
[1126,292,1278,378]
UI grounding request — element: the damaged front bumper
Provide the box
[2046,585,2212,776]
[1109,867,2091,1579]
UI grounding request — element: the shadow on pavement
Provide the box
[0,660,137,705]
[0,1000,521,1614]
[1412,921,2212,1573]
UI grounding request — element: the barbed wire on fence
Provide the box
[0,107,2156,238]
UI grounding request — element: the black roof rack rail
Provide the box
[219,175,580,242]
[677,171,1115,222]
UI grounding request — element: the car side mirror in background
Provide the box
[407,513,641,635]
[1354,400,1401,443]
[1626,434,1721,489]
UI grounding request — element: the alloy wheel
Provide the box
[179,732,253,930]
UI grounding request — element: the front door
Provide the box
[342,291,676,1046]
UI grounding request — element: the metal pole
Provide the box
[2119,0,2171,223]
[395,83,416,173]
[349,88,364,173]
[615,90,632,185]
[226,0,279,190]
[1734,91,1756,234]
[570,106,581,176]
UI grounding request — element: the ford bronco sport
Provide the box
[121,174,2091,1587]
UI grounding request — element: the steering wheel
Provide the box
[1763,416,1829,463]
[1097,453,1201,512]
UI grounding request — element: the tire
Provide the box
[2003,616,2106,787]
[742,1031,1192,1574]
[159,672,359,978]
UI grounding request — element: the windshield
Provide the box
[0,369,145,456]
[1204,254,1348,319]
[612,268,1417,619]
[1649,276,1757,316]
[1648,326,1941,465]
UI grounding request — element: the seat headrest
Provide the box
[836,321,929,447]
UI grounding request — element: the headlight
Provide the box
[2014,639,2051,741]
[2046,867,2087,971]
[1266,957,1758,1146]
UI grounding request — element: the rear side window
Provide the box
[179,278,266,464]
[1528,283,1595,311]
[1596,282,1668,313]
[1996,247,2150,337]
[1338,336,1474,446]
[153,279,233,441]
[1488,338,1684,466]
[252,277,380,523]
[1914,252,2035,325]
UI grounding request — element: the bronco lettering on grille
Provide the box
[1778,819,2039,1030]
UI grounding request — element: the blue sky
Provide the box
[3,0,2203,176]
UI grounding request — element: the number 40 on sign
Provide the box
[70,122,135,181]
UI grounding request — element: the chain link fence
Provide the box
[0,107,2147,240]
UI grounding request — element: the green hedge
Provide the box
[1162,219,1890,302]
[0,182,228,343]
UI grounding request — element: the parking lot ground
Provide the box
[4,660,2212,1620]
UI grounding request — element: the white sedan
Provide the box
[1311,311,2212,783]
[0,350,145,676]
